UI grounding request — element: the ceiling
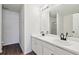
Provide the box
[50,4,79,18]
[2,4,22,12]
[3,4,79,17]
[2,4,49,12]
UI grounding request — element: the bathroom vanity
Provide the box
[31,5,79,55]
[32,34,79,55]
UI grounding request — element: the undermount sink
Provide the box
[53,39,72,46]
[43,36,72,46]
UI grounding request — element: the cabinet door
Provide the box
[32,37,37,54]
[36,39,43,55]
[32,37,43,55]
[43,47,54,55]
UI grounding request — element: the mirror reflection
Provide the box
[49,4,79,38]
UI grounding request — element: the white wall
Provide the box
[19,5,25,53]
[19,5,41,54]
[0,4,2,53]
[40,7,50,34]
[63,14,73,36]
[29,5,41,34]
[24,5,41,54]
[2,9,19,45]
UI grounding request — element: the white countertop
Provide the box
[32,34,79,55]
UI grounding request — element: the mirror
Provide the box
[49,4,79,38]
[63,13,79,38]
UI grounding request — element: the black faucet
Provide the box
[60,32,68,41]
[60,33,65,40]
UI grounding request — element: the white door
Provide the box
[2,10,19,45]
[73,13,79,38]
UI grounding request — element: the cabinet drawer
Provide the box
[43,42,73,55]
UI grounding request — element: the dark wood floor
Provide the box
[0,43,36,55]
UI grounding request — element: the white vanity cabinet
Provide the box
[43,46,54,55]
[32,37,43,55]
[42,42,73,55]
[32,37,74,55]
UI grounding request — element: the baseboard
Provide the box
[2,42,19,46]
[24,50,32,55]
[19,43,24,54]
[26,51,36,55]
